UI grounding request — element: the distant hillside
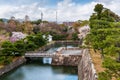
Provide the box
[1,18,9,22]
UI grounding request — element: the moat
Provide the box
[0,59,78,80]
[0,44,78,80]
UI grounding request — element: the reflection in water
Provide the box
[43,58,52,64]
[0,61,78,80]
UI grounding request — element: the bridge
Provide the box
[25,52,54,58]
[25,47,82,58]
[25,52,70,58]
[25,51,82,58]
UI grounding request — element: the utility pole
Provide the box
[41,12,43,21]
[56,10,57,23]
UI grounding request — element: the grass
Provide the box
[89,49,105,73]
[0,65,4,68]
[89,49,120,80]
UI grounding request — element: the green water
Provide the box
[0,60,78,80]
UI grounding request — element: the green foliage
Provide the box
[0,56,5,64]
[94,4,103,14]
[100,9,115,22]
[103,57,120,78]
[26,33,47,48]
[0,32,47,65]
[1,40,26,56]
[98,71,111,80]
[103,57,120,71]
[72,32,79,40]
[14,40,25,56]
[94,4,103,19]
[52,34,68,40]
[87,4,120,58]
[31,19,42,25]
[3,56,13,65]
[90,20,111,29]
[62,26,68,32]
[25,41,37,51]
[1,41,15,56]
[111,22,120,28]
[117,78,120,80]
[0,19,3,22]
[1,41,13,48]
[33,26,40,34]
[86,4,120,79]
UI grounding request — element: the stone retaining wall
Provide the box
[52,54,82,66]
[78,49,97,80]
[0,57,26,76]
[52,47,82,66]
[55,41,82,45]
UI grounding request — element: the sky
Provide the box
[0,0,120,21]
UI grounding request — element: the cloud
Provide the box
[0,0,120,22]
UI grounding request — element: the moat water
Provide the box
[0,44,78,80]
[0,60,78,80]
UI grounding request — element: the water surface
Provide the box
[0,44,78,80]
[0,60,78,80]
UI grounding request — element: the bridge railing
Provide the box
[25,52,63,57]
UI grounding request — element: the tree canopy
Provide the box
[86,3,120,80]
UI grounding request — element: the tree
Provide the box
[88,4,120,58]
[104,34,120,61]
[1,41,14,64]
[26,33,47,48]
[1,41,14,56]
[94,4,103,19]
[72,32,79,40]
[0,19,3,22]
[25,41,37,51]
[33,25,40,34]
[32,19,42,25]
[14,40,25,56]
[88,20,112,58]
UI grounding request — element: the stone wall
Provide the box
[78,49,98,80]
[55,41,82,45]
[0,57,26,76]
[52,54,82,66]
[63,55,82,66]
[52,47,82,66]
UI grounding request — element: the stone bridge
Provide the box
[25,47,82,58]
[25,52,69,58]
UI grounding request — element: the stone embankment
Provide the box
[55,41,82,46]
[52,54,82,66]
[52,47,82,66]
[78,49,97,80]
[52,47,98,80]
[0,57,26,76]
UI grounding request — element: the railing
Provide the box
[25,52,60,57]
[25,52,58,58]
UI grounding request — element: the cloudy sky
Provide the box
[0,0,119,21]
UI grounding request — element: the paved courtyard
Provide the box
[61,50,82,55]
